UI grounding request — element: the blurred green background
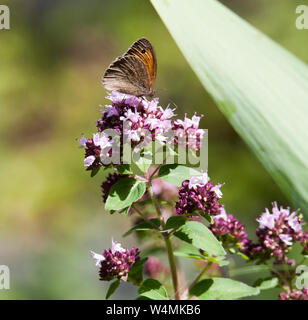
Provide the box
[0,0,307,299]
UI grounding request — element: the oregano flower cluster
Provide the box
[248,202,306,264]
[209,208,251,254]
[175,172,223,216]
[91,239,140,281]
[79,92,204,172]
[80,92,307,300]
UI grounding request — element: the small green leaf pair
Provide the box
[105,177,146,211]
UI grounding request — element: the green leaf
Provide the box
[105,178,146,211]
[254,278,279,291]
[127,258,148,286]
[164,216,188,231]
[174,243,229,266]
[236,252,250,261]
[174,242,229,265]
[90,166,100,177]
[123,219,160,237]
[190,278,260,300]
[131,149,152,174]
[136,296,151,300]
[206,255,229,267]
[117,164,132,174]
[229,265,270,277]
[202,213,214,224]
[151,0,308,217]
[174,243,206,261]
[106,279,120,300]
[118,206,131,215]
[174,221,225,257]
[158,164,200,187]
[138,279,169,300]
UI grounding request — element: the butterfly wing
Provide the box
[102,54,152,96]
[123,38,157,89]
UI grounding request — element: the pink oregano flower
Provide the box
[91,239,140,281]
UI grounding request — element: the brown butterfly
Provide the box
[102,38,157,97]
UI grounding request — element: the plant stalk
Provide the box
[188,261,213,292]
[164,233,181,300]
[147,181,180,300]
[132,204,161,232]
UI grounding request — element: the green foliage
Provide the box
[117,164,133,174]
[174,243,228,266]
[123,219,161,237]
[174,242,206,261]
[131,149,153,174]
[254,277,279,291]
[128,258,148,286]
[105,178,146,211]
[158,164,200,187]
[190,278,260,300]
[118,206,131,215]
[151,0,308,216]
[174,221,226,257]
[106,279,120,300]
[138,279,169,300]
[163,216,188,231]
[90,166,101,177]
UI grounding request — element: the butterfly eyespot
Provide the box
[141,49,146,54]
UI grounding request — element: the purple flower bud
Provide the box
[209,208,251,253]
[175,174,223,216]
[83,138,102,170]
[279,287,308,300]
[301,230,308,253]
[91,239,140,281]
[249,202,304,263]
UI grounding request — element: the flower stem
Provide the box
[149,164,163,181]
[164,234,181,300]
[132,204,161,232]
[147,181,164,226]
[147,181,180,300]
[188,261,213,292]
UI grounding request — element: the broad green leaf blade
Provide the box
[158,164,200,187]
[174,221,226,257]
[174,242,206,261]
[151,0,308,216]
[131,149,153,174]
[254,277,279,291]
[138,279,169,300]
[174,243,229,266]
[163,216,188,231]
[190,278,260,300]
[229,265,270,277]
[105,178,146,211]
[106,279,120,300]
